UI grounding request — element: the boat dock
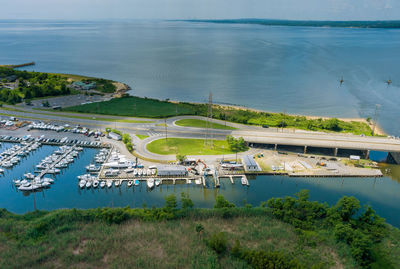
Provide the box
[37,146,77,178]
[0,142,35,166]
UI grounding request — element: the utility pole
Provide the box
[134,103,137,117]
[205,91,213,147]
[176,105,178,117]
[372,104,381,136]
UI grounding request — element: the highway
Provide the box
[2,105,400,160]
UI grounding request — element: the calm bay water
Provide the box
[0,20,400,135]
[0,142,400,227]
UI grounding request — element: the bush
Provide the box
[207,232,227,254]
[181,192,194,209]
[213,195,235,209]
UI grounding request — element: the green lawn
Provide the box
[175,119,236,130]
[146,138,236,155]
[136,134,149,140]
[64,96,198,118]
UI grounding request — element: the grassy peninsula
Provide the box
[0,191,398,269]
[0,67,116,104]
[65,95,376,135]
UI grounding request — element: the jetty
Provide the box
[37,146,76,178]
[1,62,36,68]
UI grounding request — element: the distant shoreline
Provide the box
[180,19,400,29]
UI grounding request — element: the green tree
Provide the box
[180,192,194,209]
[164,194,177,212]
[213,194,235,208]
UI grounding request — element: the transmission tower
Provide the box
[372,104,381,136]
[204,91,213,147]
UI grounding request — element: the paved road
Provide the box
[2,105,400,164]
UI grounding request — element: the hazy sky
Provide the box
[0,0,399,20]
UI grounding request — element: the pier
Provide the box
[0,142,35,166]
[37,146,76,178]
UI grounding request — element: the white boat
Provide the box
[0,168,4,173]
[100,181,106,188]
[147,169,152,176]
[41,182,51,188]
[106,180,112,188]
[137,169,142,176]
[114,180,120,187]
[133,169,138,176]
[147,178,154,189]
[151,169,156,175]
[241,176,247,185]
[92,180,99,188]
[86,181,92,188]
[187,179,192,184]
[103,160,134,168]
[127,180,133,187]
[24,173,35,179]
[43,177,54,183]
[195,179,202,185]
[105,168,119,177]
[18,183,41,191]
[142,169,147,176]
[13,179,21,185]
[155,179,160,186]
[86,164,101,172]
[125,167,134,173]
[79,180,86,188]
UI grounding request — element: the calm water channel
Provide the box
[0,142,399,227]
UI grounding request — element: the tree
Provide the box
[226,135,248,162]
[181,192,194,209]
[176,154,186,164]
[213,195,235,208]
[164,194,177,212]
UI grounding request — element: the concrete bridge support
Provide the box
[333,148,338,157]
[274,144,278,151]
[364,150,370,159]
[304,145,307,154]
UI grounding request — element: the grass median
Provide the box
[146,138,236,155]
[175,119,236,130]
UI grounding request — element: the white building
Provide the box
[242,155,260,172]
[156,165,188,177]
[108,132,122,141]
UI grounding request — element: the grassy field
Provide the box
[65,96,376,136]
[175,119,237,130]
[64,96,196,118]
[136,134,149,140]
[0,205,398,269]
[146,138,236,155]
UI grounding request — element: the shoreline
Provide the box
[2,64,385,136]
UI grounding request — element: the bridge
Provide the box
[232,130,400,157]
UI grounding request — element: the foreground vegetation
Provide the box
[175,118,237,130]
[66,96,374,135]
[0,191,398,269]
[146,138,237,155]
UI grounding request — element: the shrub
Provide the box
[207,232,227,254]
[213,195,235,209]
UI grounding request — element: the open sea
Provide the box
[1,21,400,225]
[0,20,399,135]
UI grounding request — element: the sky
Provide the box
[0,0,399,21]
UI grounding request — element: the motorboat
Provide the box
[100,181,106,188]
[13,179,21,186]
[18,183,41,191]
[133,169,138,176]
[137,169,142,176]
[24,173,35,179]
[86,181,92,188]
[86,164,101,172]
[142,169,147,176]
[106,180,112,188]
[127,180,133,187]
[125,167,134,173]
[241,176,247,185]
[134,179,140,186]
[79,180,86,188]
[195,179,202,185]
[114,180,120,187]
[0,168,4,173]
[40,182,51,188]
[92,180,99,188]
[105,168,119,177]
[155,179,160,186]
[147,169,152,176]
[43,177,54,183]
[147,178,154,189]
[151,169,156,175]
